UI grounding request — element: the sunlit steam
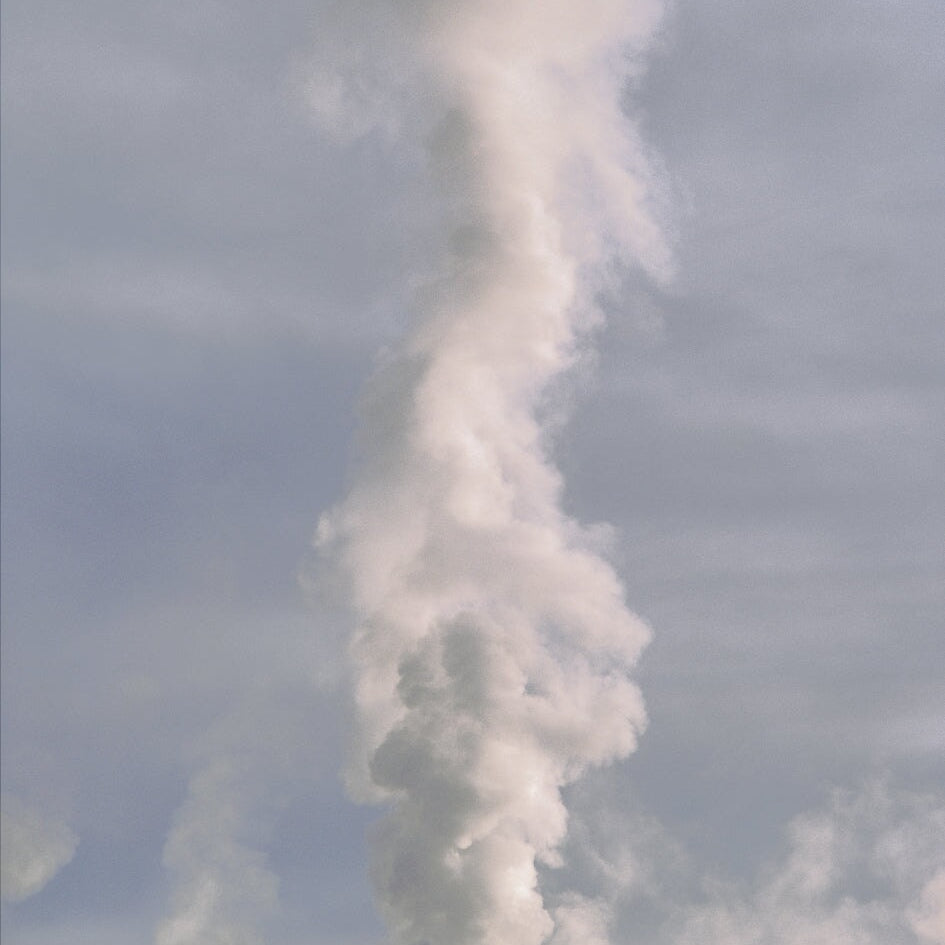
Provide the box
[316,2,670,942]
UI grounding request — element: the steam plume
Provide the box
[153,696,314,944]
[155,755,278,945]
[316,2,670,942]
[0,795,77,904]
[672,782,945,945]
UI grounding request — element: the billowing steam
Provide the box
[316,2,670,942]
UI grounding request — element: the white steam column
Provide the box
[318,2,671,943]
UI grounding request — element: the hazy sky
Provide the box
[2,1,944,943]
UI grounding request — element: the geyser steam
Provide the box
[317,2,671,942]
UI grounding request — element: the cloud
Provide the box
[0,795,78,904]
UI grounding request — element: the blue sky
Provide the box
[2,1,944,943]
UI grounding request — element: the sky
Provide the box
[2,1,944,943]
